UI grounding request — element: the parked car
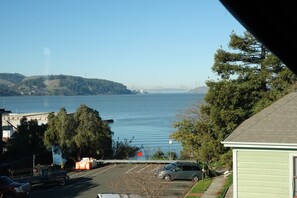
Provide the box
[10,165,69,186]
[97,193,142,198]
[0,176,30,198]
[156,161,202,182]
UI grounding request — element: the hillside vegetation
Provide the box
[0,73,132,96]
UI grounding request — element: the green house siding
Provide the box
[237,150,289,198]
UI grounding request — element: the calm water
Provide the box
[1,93,205,157]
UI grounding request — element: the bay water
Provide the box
[0,93,205,158]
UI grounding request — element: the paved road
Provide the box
[29,164,194,198]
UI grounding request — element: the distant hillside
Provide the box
[0,73,132,96]
[189,86,209,94]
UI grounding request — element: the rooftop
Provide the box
[223,92,297,146]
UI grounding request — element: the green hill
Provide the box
[0,73,132,96]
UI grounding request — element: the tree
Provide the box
[205,31,297,142]
[44,104,113,162]
[151,149,166,160]
[166,151,177,160]
[44,108,76,162]
[171,31,297,168]
[171,105,221,168]
[4,117,50,169]
[112,137,141,159]
[73,104,112,159]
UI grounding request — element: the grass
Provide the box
[185,177,213,198]
[216,173,233,198]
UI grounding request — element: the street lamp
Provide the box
[169,139,172,160]
[0,108,11,163]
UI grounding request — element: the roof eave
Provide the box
[222,141,297,149]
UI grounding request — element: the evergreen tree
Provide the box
[44,105,113,162]
[73,104,112,159]
[4,117,50,168]
[171,31,297,168]
[44,108,77,162]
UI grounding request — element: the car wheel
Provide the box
[192,175,199,182]
[58,178,66,186]
[164,175,171,181]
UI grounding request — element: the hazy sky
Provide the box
[0,1,245,90]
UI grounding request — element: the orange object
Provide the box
[75,157,97,170]
[137,151,142,157]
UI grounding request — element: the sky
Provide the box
[0,1,245,91]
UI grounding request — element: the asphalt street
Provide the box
[29,164,194,198]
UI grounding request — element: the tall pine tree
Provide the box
[171,31,297,168]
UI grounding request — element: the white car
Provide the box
[97,193,142,198]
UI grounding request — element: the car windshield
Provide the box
[164,163,176,170]
[0,177,14,186]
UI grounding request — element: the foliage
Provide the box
[171,105,222,167]
[167,151,178,160]
[4,106,141,169]
[4,117,51,169]
[151,149,166,160]
[112,137,141,159]
[50,75,132,95]
[74,105,113,158]
[219,150,232,170]
[150,149,178,160]
[0,73,133,96]
[0,73,24,84]
[44,105,113,161]
[0,84,20,96]
[44,108,77,161]
[171,31,297,167]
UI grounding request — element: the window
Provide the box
[192,166,201,171]
[175,166,182,171]
[165,163,176,170]
[182,165,192,171]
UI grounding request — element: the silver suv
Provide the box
[156,162,202,182]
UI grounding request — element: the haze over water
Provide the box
[1,93,205,157]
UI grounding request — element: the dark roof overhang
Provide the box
[219,0,297,74]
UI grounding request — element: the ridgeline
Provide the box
[0,73,133,96]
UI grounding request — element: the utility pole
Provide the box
[0,108,11,163]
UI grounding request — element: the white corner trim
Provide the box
[233,149,238,198]
[289,153,297,198]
